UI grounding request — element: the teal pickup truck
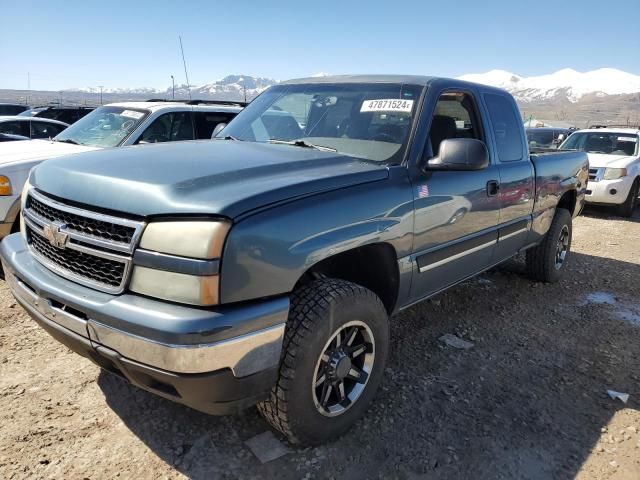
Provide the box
[0,75,588,445]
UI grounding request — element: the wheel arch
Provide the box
[293,242,400,315]
[557,189,577,216]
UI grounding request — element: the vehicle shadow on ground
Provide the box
[99,251,640,479]
[582,204,640,222]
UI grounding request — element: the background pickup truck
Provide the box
[0,75,588,446]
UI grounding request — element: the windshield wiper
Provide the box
[268,139,337,152]
[54,138,80,145]
[213,135,241,141]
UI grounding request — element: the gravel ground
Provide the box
[1,207,639,480]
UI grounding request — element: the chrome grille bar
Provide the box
[22,188,144,294]
[24,188,144,254]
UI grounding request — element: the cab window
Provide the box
[138,112,195,143]
[31,121,66,139]
[0,120,29,137]
[193,112,236,139]
[428,92,483,156]
[484,93,524,162]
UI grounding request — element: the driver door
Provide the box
[409,90,501,302]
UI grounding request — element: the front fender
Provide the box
[219,167,414,304]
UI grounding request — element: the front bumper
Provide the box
[1,233,289,414]
[585,176,633,205]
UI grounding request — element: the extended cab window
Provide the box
[484,93,524,162]
[220,83,424,163]
[429,91,482,156]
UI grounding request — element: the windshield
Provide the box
[220,82,424,163]
[560,132,638,156]
[53,106,149,148]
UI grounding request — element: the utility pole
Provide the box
[171,75,175,100]
[243,84,247,103]
[98,86,104,105]
[27,72,31,106]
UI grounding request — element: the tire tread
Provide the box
[525,208,572,283]
[258,278,385,444]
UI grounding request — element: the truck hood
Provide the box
[0,139,98,168]
[31,140,389,218]
[586,153,635,169]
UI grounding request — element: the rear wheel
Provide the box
[258,279,389,445]
[616,179,639,218]
[525,208,572,283]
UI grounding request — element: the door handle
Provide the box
[486,180,500,197]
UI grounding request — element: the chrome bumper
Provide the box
[6,269,285,376]
[1,233,288,377]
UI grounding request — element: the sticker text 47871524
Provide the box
[360,99,414,113]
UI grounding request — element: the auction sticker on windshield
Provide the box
[121,110,145,120]
[361,99,414,113]
[618,137,637,142]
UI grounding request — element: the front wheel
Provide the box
[616,179,639,218]
[525,208,572,283]
[258,279,389,445]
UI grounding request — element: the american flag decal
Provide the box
[418,184,429,198]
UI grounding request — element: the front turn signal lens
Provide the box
[0,176,12,196]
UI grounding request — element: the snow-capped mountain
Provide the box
[458,68,640,103]
[65,75,278,101]
[175,75,277,100]
[68,86,161,95]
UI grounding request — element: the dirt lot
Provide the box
[1,207,639,480]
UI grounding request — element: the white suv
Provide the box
[560,128,640,217]
[0,100,243,238]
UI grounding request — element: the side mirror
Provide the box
[211,123,227,139]
[426,138,489,171]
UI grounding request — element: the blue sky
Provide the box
[1,0,639,91]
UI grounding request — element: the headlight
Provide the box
[140,221,230,259]
[130,220,230,306]
[0,175,12,196]
[603,168,627,180]
[130,266,219,305]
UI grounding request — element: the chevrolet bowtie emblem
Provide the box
[42,223,69,249]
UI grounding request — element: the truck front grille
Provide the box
[588,168,601,182]
[27,194,136,245]
[22,189,144,294]
[27,227,126,288]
